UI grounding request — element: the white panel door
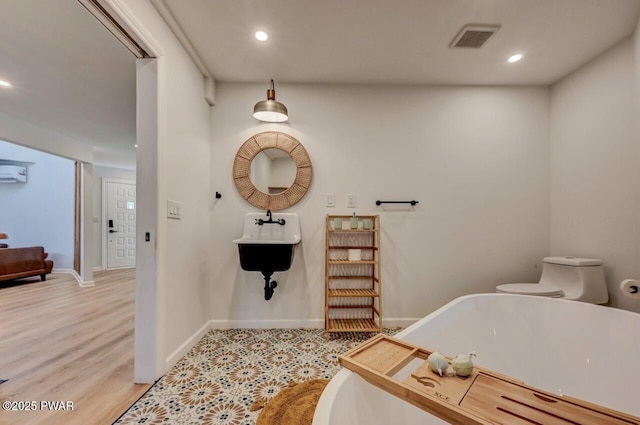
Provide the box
[107,181,136,268]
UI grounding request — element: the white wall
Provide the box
[249,153,295,193]
[210,83,550,325]
[118,0,212,376]
[270,157,296,189]
[635,18,640,311]
[0,112,93,164]
[550,37,640,313]
[92,165,136,269]
[251,151,271,193]
[0,106,104,286]
[0,140,75,270]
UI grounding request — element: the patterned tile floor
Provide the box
[115,329,399,425]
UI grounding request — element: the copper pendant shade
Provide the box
[253,79,288,122]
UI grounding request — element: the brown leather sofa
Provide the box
[0,246,54,282]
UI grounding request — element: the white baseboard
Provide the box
[93,266,103,272]
[105,266,136,270]
[165,317,419,368]
[382,318,420,328]
[52,268,75,275]
[52,269,95,287]
[209,318,418,329]
[210,319,324,329]
[165,320,213,369]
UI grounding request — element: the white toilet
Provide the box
[496,256,608,304]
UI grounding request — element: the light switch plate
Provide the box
[326,193,335,207]
[167,200,181,220]
[347,194,357,208]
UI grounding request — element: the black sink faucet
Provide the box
[255,209,286,226]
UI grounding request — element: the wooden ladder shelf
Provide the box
[325,214,382,338]
[339,335,640,425]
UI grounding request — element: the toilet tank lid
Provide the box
[543,256,603,266]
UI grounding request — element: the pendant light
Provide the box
[253,79,288,122]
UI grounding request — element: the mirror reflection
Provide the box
[249,148,296,194]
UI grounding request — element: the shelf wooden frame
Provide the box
[329,245,378,250]
[329,275,379,281]
[328,260,378,265]
[328,318,380,333]
[328,288,380,297]
[325,214,382,338]
[330,229,377,233]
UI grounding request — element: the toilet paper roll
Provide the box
[620,279,640,299]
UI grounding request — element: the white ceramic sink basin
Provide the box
[233,212,301,245]
[233,212,301,300]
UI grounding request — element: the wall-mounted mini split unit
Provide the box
[450,24,501,48]
[0,165,27,183]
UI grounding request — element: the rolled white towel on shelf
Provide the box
[348,249,361,262]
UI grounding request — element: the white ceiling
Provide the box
[0,0,638,170]
[0,0,136,169]
[160,0,640,85]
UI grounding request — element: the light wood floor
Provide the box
[0,269,150,425]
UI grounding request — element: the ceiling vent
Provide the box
[450,24,501,48]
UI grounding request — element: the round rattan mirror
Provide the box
[233,132,312,210]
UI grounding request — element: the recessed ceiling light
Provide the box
[508,54,523,63]
[255,31,268,41]
[134,144,138,148]
[0,80,11,87]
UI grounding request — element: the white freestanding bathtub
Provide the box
[313,294,640,425]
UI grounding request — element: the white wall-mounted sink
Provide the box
[233,212,301,301]
[233,212,301,245]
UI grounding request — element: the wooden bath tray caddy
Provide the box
[339,334,640,425]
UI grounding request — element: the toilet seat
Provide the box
[496,283,564,297]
